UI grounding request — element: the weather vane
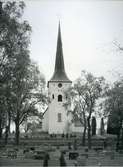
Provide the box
[56,13,62,24]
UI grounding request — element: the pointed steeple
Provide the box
[54,22,65,73]
[49,22,71,83]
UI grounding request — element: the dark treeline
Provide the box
[0,1,47,145]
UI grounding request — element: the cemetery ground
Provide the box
[0,134,123,166]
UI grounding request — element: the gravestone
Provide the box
[68,142,72,150]
[69,152,79,160]
[73,139,77,150]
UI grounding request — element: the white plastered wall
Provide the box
[48,82,71,134]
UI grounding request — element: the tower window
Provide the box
[58,95,62,102]
[58,113,62,122]
[58,83,62,88]
[52,94,54,99]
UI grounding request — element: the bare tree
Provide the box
[65,71,107,149]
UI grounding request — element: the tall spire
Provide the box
[49,22,71,83]
[55,22,65,73]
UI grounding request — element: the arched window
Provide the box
[52,94,54,99]
[58,113,62,122]
[58,94,62,102]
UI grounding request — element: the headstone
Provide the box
[68,142,72,150]
[73,139,77,150]
[69,152,79,160]
[62,133,65,138]
[59,152,66,166]
[66,133,68,139]
[43,152,50,167]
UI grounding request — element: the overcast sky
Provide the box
[23,0,123,84]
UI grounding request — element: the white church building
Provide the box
[42,24,82,134]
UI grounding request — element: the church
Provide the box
[42,23,82,134]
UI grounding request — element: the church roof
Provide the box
[49,23,72,84]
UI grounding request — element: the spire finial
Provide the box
[58,20,61,40]
[59,20,60,28]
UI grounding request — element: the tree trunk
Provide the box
[87,116,91,149]
[0,118,2,139]
[92,117,96,136]
[15,113,20,145]
[4,111,11,144]
[121,128,123,149]
[5,126,9,145]
[0,128,2,139]
[8,111,11,134]
[116,133,120,151]
[82,126,86,146]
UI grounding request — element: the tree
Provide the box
[12,61,46,145]
[64,84,87,146]
[65,71,107,149]
[100,117,104,135]
[0,1,47,145]
[0,1,24,140]
[0,109,6,139]
[0,0,31,144]
[23,119,43,135]
[91,116,96,136]
[82,71,106,149]
[104,80,123,148]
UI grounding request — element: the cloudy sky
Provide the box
[23,0,123,84]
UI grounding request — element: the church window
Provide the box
[58,113,62,122]
[58,83,62,88]
[58,95,62,102]
[52,94,54,99]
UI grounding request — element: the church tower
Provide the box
[45,23,72,134]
